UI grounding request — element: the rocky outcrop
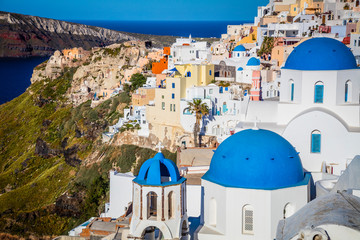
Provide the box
[31,42,150,106]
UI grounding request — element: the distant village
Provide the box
[50,0,360,239]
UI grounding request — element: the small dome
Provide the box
[284,38,357,71]
[233,45,246,52]
[202,129,305,189]
[237,67,244,71]
[246,57,261,66]
[134,152,183,186]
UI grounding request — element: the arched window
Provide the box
[345,80,352,103]
[311,130,321,153]
[134,188,139,217]
[209,198,217,226]
[314,81,324,103]
[289,80,294,101]
[147,191,157,219]
[283,203,295,219]
[242,205,254,235]
[168,191,174,219]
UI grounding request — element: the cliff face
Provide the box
[0,11,137,57]
[31,41,151,106]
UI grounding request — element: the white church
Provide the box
[78,37,360,240]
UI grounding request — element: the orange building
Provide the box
[131,87,156,106]
[152,47,170,74]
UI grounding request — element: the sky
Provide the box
[0,0,268,21]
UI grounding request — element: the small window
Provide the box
[168,191,174,219]
[162,102,165,110]
[311,130,321,153]
[209,89,213,94]
[172,93,175,99]
[172,83,175,88]
[345,80,352,103]
[162,95,164,99]
[209,70,212,76]
[314,82,324,103]
[289,80,294,101]
[209,198,217,226]
[173,104,176,112]
[170,104,172,111]
[187,71,191,77]
[242,205,254,235]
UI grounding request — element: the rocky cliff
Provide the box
[0,11,139,57]
[0,11,218,58]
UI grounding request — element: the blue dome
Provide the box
[233,45,246,52]
[202,129,305,189]
[237,67,244,71]
[246,57,261,66]
[134,152,183,186]
[284,38,357,70]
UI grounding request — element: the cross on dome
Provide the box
[156,142,164,153]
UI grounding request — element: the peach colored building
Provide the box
[62,47,89,60]
[131,87,156,106]
[250,70,261,101]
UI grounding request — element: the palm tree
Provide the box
[187,99,209,147]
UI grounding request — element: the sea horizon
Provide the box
[66,20,253,38]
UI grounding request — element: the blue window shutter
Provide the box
[291,83,294,101]
[345,83,348,102]
[311,133,321,153]
[172,83,175,88]
[172,93,175,99]
[314,85,324,103]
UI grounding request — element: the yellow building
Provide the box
[146,64,214,146]
[131,87,156,106]
[238,27,258,44]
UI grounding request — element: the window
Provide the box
[168,191,174,219]
[289,80,294,101]
[187,71,191,77]
[345,80,352,103]
[162,95,164,99]
[173,104,176,112]
[283,203,295,219]
[172,83,175,88]
[314,82,324,103]
[172,93,175,99]
[242,205,254,235]
[209,70,212,76]
[209,198,217,226]
[311,130,321,153]
[209,89,213,94]
[162,102,165,110]
[147,191,157,219]
[170,104,173,111]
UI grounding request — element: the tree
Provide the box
[257,37,275,57]
[129,73,146,91]
[187,99,209,147]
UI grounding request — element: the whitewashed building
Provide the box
[170,36,210,65]
[128,150,189,240]
[236,37,360,175]
[197,129,311,240]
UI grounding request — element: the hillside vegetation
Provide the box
[0,62,176,238]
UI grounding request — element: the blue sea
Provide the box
[0,57,49,105]
[69,20,251,38]
[0,20,250,105]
